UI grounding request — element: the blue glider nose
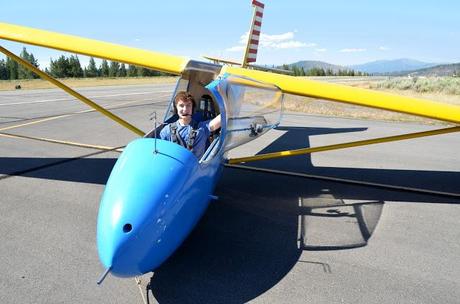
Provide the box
[97,138,211,277]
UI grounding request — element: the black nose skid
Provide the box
[96,267,112,285]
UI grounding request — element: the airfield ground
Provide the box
[3,76,459,124]
[0,83,459,303]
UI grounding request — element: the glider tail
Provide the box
[242,0,265,67]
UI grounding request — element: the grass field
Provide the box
[2,76,458,124]
[283,76,460,125]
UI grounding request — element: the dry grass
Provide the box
[0,76,178,91]
[283,77,460,125]
[371,77,460,95]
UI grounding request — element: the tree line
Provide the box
[1,47,371,80]
[280,64,369,77]
[0,47,169,80]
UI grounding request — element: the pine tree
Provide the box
[118,64,127,77]
[28,53,40,78]
[136,66,147,77]
[6,57,18,79]
[18,47,39,79]
[86,57,98,77]
[300,67,306,76]
[100,60,109,77]
[18,48,31,79]
[127,64,137,77]
[68,55,83,77]
[0,59,8,80]
[50,55,71,78]
[292,65,300,76]
[109,61,120,77]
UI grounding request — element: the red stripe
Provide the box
[252,0,265,9]
[249,49,258,54]
[256,11,263,18]
[254,20,262,27]
[250,39,259,45]
[252,30,260,36]
[247,58,256,63]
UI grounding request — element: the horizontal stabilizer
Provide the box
[203,55,292,75]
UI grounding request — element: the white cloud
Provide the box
[268,40,308,49]
[378,46,390,51]
[340,48,367,53]
[225,45,246,52]
[315,48,327,52]
[226,31,314,52]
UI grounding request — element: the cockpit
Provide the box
[145,61,222,162]
[145,60,284,163]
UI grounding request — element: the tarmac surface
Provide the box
[1,83,459,303]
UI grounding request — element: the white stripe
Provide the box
[249,43,259,49]
[248,54,257,59]
[255,16,263,23]
[0,91,171,106]
[255,7,264,14]
[250,34,260,41]
[253,25,261,32]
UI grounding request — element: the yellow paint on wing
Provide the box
[0,22,188,75]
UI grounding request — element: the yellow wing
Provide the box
[2,21,460,124]
[223,66,460,125]
[0,22,187,75]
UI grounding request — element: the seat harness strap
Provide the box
[170,120,199,151]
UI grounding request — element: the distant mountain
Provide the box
[349,59,438,74]
[280,58,457,76]
[287,60,345,72]
[398,63,460,76]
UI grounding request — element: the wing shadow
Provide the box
[252,125,460,196]
[0,156,116,184]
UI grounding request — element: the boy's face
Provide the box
[176,99,193,119]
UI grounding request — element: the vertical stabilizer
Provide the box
[242,0,265,67]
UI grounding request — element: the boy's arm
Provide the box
[209,114,221,132]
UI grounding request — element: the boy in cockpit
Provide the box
[160,91,221,159]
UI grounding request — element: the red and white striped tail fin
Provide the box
[242,0,264,67]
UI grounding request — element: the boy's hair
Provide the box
[173,91,196,114]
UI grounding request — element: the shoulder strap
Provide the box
[170,122,187,148]
[187,120,199,151]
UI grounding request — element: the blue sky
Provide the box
[1,1,459,68]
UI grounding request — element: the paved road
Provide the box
[0,84,459,303]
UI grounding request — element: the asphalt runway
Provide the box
[1,83,459,303]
